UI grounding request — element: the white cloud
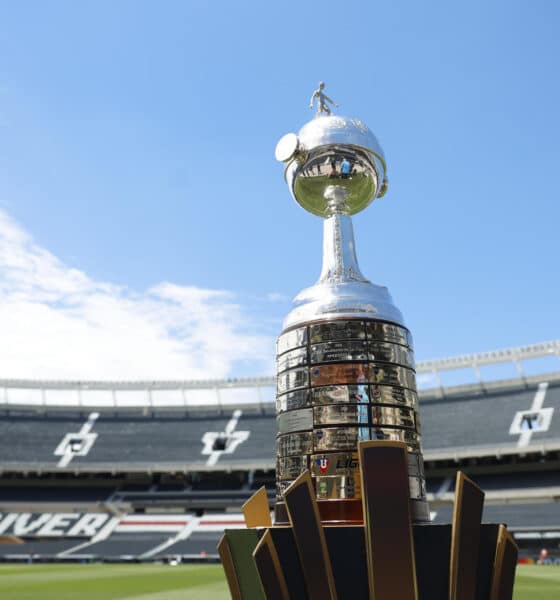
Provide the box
[0,210,274,380]
[265,292,290,303]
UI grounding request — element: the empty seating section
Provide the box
[421,382,560,451]
[0,540,81,556]
[425,478,445,494]
[155,532,223,557]
[472,471,560,491]
[0,487,112,502]
[0,413,276,469]
[0,381,558,470]
[113,489,270,509]
[432,502,560,530]
[73,534,169,557]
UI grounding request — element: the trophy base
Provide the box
[220,444,518,600]
[220,522,516,600]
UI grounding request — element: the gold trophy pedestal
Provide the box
[219,441,517,600]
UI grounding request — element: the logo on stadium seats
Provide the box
[509,382,553,447]
[316,457,330,474]
[53,412,99,468]
[201,409,250,466]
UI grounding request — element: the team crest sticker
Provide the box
[316,456,330,474]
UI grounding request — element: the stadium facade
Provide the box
[0,341,559,563]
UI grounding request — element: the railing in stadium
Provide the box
[0,341,559,409]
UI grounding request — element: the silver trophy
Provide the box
[274,84,429,523]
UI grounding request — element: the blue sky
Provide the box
[0,1,559,380]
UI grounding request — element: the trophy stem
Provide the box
[318,212,368,284]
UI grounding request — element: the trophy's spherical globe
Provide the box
[281,115,388,217]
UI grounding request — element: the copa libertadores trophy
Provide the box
[273,83,429,525]
[218,85,518,600]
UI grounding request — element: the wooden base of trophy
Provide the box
[219,441,518,600]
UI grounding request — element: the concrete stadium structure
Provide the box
[0,340,559,561]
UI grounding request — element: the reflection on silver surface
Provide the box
[369,384,417,407]
[368,364,416,390]
[280,115,387,218]
[407,452,424,479]
[276,480,293,499]
[316,474,362,500]
[366,321,412,348]
[278,472,426,502]
[310,383,417,407]
[408,477,426,500]
[276,389,310,412]
[277,455,308,480]
[370,405,415,429]
[313,404,369,425]
[313,427,371,451]
[310,363,369,387]
[276,368,309,394]
[311,384,369,405]
[277,408,313,434]
[311,340,368,364]
[369,427,420,453]
[276,432,313,457]
[309,362,416,390]
[412,499,431,523]
[368,341,415,369]
[310,321,366,343]
[275,384,417,416]
[313,474,424,501]
[290,148,379,217]
[277,347,308,373]
[277,327,307,356]
[310,452,359,476]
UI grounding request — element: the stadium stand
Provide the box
[0,341,559,562]
[0,540,84,557]
[421,383,560,455]
[73,534,173,558]
[0,411,275,471]
[153,533,224,558]
[1,382,558,471]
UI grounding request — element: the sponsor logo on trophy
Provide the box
[316,456,330,474]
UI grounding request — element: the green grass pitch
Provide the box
[0,563,558,599]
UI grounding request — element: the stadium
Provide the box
[1,339,559,573]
